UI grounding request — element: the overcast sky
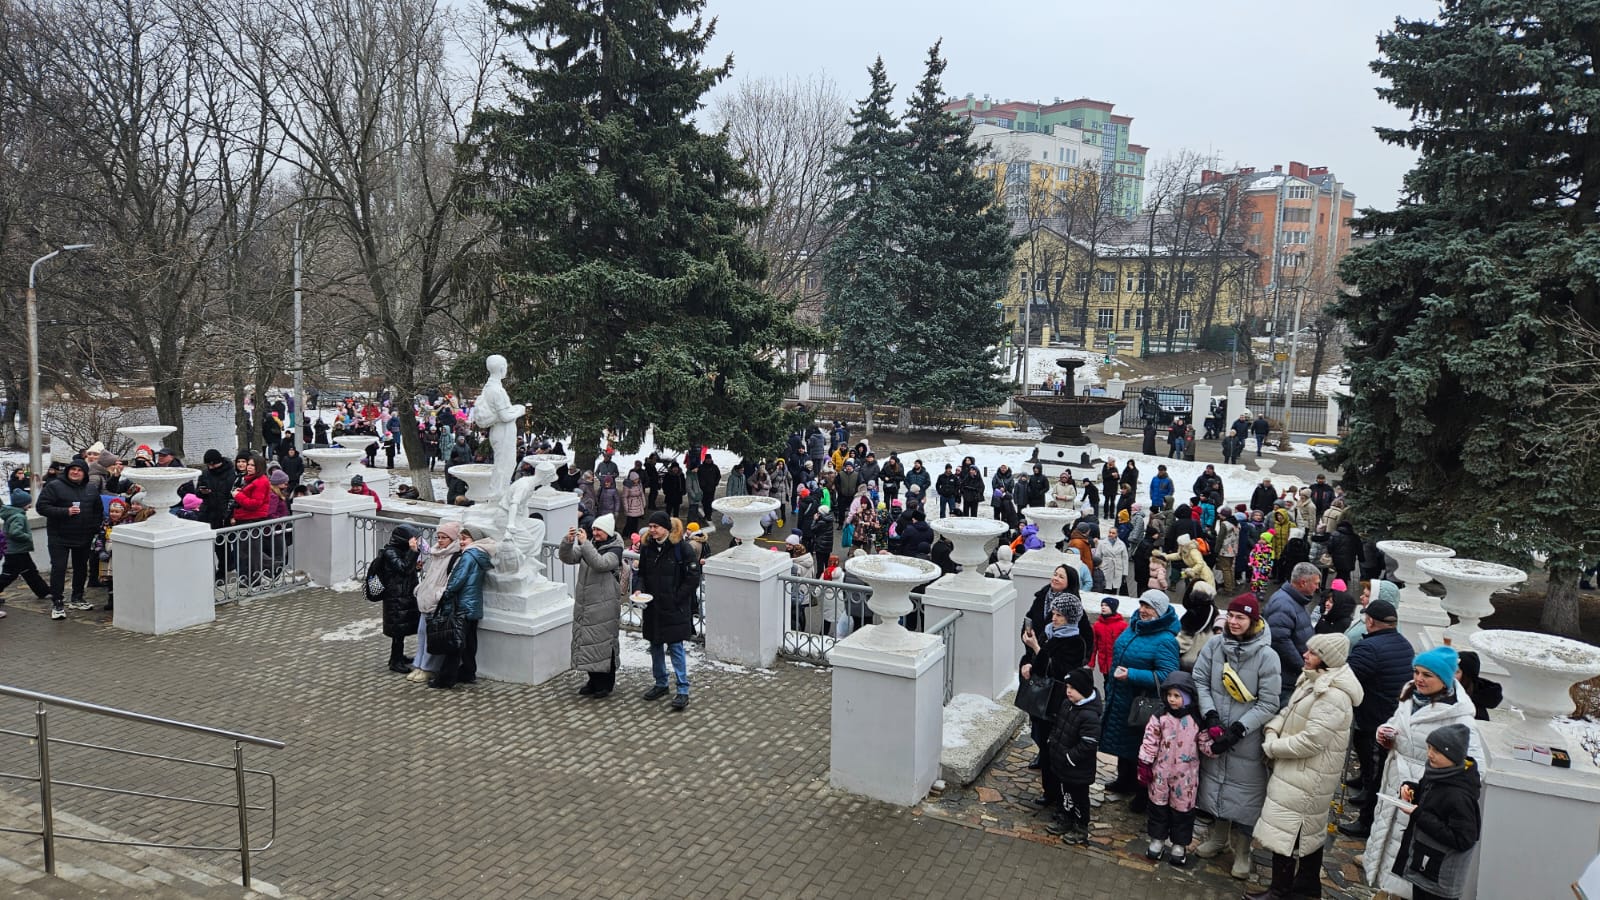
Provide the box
[703,0,1444,211]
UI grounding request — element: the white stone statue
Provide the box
[469,354,526,490]
[494,470,550,580]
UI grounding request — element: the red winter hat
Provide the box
[1228,594,1261,625]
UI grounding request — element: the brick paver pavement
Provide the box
[0,586,1231,899]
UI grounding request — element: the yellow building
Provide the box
[1002,221,1257,356]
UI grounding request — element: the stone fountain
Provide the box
[829,553,948,805]
[1012,358,1126,469]
[1375,539,1455,649]
[1419,557,1528,645]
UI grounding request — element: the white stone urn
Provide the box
[1376,540,1455,598]
[845,554,943,646]
[1021,506,1075,553]
[122,467,203,529]
[304,447,365,488]
[116,424,177,454]
[942,439,961,447]
[450,463,501,504]
[931,517,1009,583]
[1471,630,1600,728]
[1253,457,1277,474]
[711,495,781,561]
[1419,557,1528,643]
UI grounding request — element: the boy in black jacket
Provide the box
[1046,667,1102,845]
[1393,724,1482,900]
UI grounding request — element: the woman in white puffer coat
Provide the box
[1361,644,1480,899]
[1252,633,1363,898]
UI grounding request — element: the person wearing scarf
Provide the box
[407,521,460,683]
[1390,724,1482,900]
[1019,590,1094,830]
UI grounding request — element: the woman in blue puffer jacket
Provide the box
[432,528,495,690]
[1100,589,1181,811]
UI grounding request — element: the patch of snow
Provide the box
[1553,717,1600,768]
[327,579,364,593]
[616,630,774,678]
[943,693,1007,750]
[320,618,384,642]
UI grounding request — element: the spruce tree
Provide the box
[468,0,810,459]
[894,41,1012,411]
[821,58,910,431]
[1330,0,1600,634]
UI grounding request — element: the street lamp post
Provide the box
[26,244,93,500]
[1279,286,1306,451]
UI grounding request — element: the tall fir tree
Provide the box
[467,0,811,458]
[821,57,910,430]
[1331,0,1600,634]
[894,41,1012,411]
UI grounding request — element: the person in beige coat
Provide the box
[1247,633,1363,900]
[560,514,625,698]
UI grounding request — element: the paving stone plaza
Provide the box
[0,586,1241,899]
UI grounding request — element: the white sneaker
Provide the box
[50,606,65,620]
[67,599,94,611]
[1146,838,1166,860]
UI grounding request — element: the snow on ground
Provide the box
[1018,347,1103,389]
[942,692,1007,751]
[618,631,774,678]
[898,440,1302,510]
[1553,717,1600,768]
[318,618,384,642]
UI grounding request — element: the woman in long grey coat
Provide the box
[1193,593,1282,881]
[560,513,624,698]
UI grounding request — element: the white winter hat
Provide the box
[1177,533,1192,547]
[785,533,801,546]
[590,514,616,536]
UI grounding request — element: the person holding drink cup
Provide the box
[35,460,104,619]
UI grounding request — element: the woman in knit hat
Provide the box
[1249,633,1362,899]
[1361,645,1480,897]
[1391,723,1482,900]
[1020,589,1094,828]
[1193,594,1283,881]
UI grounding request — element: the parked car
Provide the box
[1137,386,1192,425]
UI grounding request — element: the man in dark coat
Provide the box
[1025,464,1052,511]
[1264,563,1318,705]
[35,459,104,618]
[1339,599,1416,838]
[935,464,960,518]
[1250,478,1278,516]
[1328,520,1364,585]
[1308,474,1335,518]
[1251,413,1272,455]
[637,511,699,710]
[959,464,985,517]
[696,456,721,523]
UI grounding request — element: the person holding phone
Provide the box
[35,459,104,619]
[560,514,625,698]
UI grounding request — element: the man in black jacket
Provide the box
[1250,477,1278,517]
[935,464,959,518]
[1338,599,1415,838]
[637,512,699,710]
[35,460,104,618]
[197,450,238,579]
[1308,474,1335,519]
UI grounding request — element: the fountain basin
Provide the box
[304,447,365,487]
[119,467,202,529]
[846,554,942,632]
[116,424,177,453]
[1012,358,1125,446]
[1021,506,1075,548]
[930,517,1007,583]
[1471,630,1600,723]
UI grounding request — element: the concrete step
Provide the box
[0,787,292,899]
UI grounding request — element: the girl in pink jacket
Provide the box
[1138,670,1203,867]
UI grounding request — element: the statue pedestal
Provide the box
[476,572,575,686]
[527,490,581,545]
[920,574,1017,700]
[110,518,216,635]
[293,490,374,587]
[702,548,788,669]
[829,626,946,805]
[1033,442,1102,471]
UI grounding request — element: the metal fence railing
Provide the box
[0,683,283,888]
[212,515,310,604]
[774,574,961,700]
[351,512,439,581]
[1246,392,1334,435]
[922,604,963,705]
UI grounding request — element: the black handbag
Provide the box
[1126,692,1162,730]
[426,596,464,655]
[1014,676,1059,721]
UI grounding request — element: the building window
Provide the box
[1282,207,1311,223]
[1134,309,1147,328]
[1287,185,1312,200]
[1019,272,1029,292]
[1177,309,1192,331]
[1284,231,1310,245]
[1098,271,1116,293]
[805,272,819,291]
[1250,234,1263,246]
[1072,309,1087,328]
[1122,308,1133,329]
[1251,211,1264,223]
[1281,252,1306,269]
[1074,272,1090,293]
[1097,308,1115,329]
[1178,272,1196,295]
[1033,275,1047,292]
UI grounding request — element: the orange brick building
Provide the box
[1199,161,1355,292]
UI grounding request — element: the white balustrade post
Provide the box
[1325,393,1342,437]
[527,490,581,546]
[111,519,216,635]
[922,518,1016,700]
[703,496,786,668]
[1227,379,1248,434]
[292,490,371,588]
[830,555,946,805]
[1191,379,1212,440]
[1102,376,1126,435]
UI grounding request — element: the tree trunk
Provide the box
[1307,333,1328,403]
[153,379,186,458]
[1541,567,1584,637]
[232,369,251,453]
[396,403,435,502]
[897,405,912,432]
[863,404,874,437]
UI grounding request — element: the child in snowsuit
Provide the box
[1138,670,1203,867]
[1046,667,1102,846]
[1393,723,1482,900]
[1092,597,1128,677]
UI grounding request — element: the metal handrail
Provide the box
[0,683,283,887]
